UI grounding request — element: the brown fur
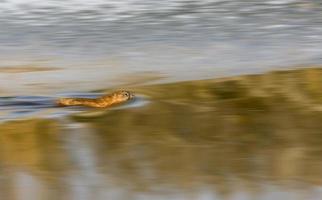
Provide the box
[57,90,134,108]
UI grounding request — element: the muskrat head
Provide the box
[113,90,134,102]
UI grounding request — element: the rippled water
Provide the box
[1,1,322,199]
[0,68,322,199]
[1,0,322,94]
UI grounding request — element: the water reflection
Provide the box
[1,68,322,199]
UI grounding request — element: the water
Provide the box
[0,68,322,199]
[1,1,322,199]
[0,92,148,122]
[1,0,322,94]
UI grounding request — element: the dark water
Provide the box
[1,68,322,199]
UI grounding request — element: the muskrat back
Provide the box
[57,90,134,108]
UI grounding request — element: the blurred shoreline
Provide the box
[1,64,322,96]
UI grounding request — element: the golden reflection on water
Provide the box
[2,68,322,199]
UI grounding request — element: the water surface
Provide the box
[1,1,322,199]
[1,0,322,94]
[1,68,322,199]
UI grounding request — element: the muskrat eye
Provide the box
[123,92,129,97]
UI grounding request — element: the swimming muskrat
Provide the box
[56,90,134,108]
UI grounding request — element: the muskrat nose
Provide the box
[130,93,135,99]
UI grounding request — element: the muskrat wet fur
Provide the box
[56,90,134,108]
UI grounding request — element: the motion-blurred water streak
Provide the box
[2,68,322,199]
[1,0,322,94]
[1,1,322,199]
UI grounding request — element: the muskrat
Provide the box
[56,90,134,108]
